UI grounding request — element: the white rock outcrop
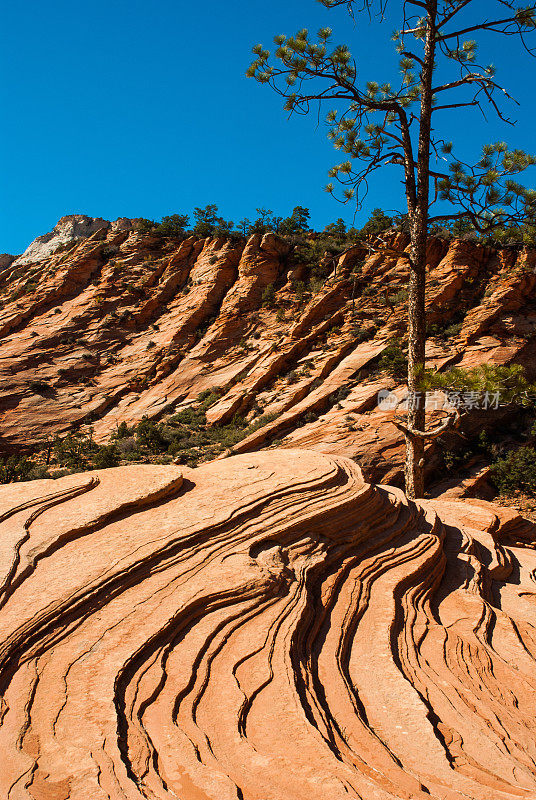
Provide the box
[12,214,135,266]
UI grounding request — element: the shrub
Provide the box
[427,320,464,340]
[26,464,52,480]
[136,219,156,234]
[93,445,121,469]
[0,455,32,483]
[292,280,307,298]
[135,417,169,451]
[113,421,133,439]
[358,208,394,238]
[490,447,536,496]
[262,283,276,308]
[155,214,189,238]
[387,289,409,305]
[116,436,138,454]
[52,431,97,469]
[378,339,408,379]
[170,408,207,428]
[197,388,223,410]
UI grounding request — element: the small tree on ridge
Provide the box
[247,0,536,498]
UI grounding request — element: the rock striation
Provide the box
[1,220,536,493]
[1,449,536,799]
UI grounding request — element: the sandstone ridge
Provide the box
[1,450,535,799]
[1,221,536,493]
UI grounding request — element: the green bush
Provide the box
[427,319,464,340]
[0,455,32,483]
[135,417,169,451]
[378,339,408,379]
[170,408,207,428]
[52,431,97,469]
[155,214,189,238]
[93,445,121,469]
[490,447,536,496]
[112,421,133,439]
[196,388,223,410]
[262,283,276,307]
[358,208,394,238]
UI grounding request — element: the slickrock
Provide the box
[11,215,136,267]
[1,450,536,799]
[1,219,536,496]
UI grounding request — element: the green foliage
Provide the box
[136,417,172,451]
[112,421,133,439]
[237,218,251,236]
[249,208,274,234]
[170,408,207,428]
[378,339,408,379]
[490,447,536,496]
[420,364,536,403]
[262,283,276,307]
[49,430,106,471]
[93,444,121,469]
[386,288,408,305]
[192,205,234,238]
[358,208,394,238]
[136,218,156,234]
[427,320,464,340]
[292,280,307,299]
[136,215,190,238]
[323,218,347,237]
[436,144,536,237]
[155,214,190,237]
[278,206,311,235]
[0,455,32,483]
[196,388,223,410]
[247,5,536,238]
[238,205,311,237]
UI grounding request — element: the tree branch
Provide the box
[392,408,461,440]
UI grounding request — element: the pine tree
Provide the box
[248,0,536,498]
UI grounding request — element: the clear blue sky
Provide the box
[2,0,535,254]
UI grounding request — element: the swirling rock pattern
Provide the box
[1,451,536,799]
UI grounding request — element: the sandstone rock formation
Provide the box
[11,215,137,267]
[1,450,536,799]
[1,220,535,494]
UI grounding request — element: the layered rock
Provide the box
[1,450,536,799]
[11,215,138,267]
[1,220,536,494]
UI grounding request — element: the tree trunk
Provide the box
[405,238,427,499]
[404,2,437,499]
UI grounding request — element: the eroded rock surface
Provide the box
[1,223,536,494]
[1,450,536,799]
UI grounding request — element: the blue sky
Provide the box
[2,0,536,254]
